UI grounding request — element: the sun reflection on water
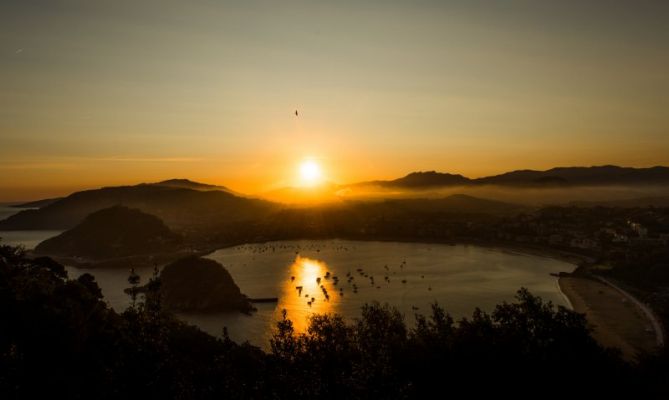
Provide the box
[277,256,339,332]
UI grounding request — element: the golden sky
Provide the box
[1,1,668,201]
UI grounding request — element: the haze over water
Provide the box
[0,205,62,249]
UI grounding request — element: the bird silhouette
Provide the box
[295,110,298,116]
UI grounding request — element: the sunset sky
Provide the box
[1,0,668,201]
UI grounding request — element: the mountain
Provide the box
[3,166,667,233]
[156,256,255,313]
[11,197,64,209]
[0,181,275,231]
[476,165,669,186]
[354,166,669,189]
[148,178,233,192]
[35,206,181,259]
[359,171,471,188]
[9,179,233,211]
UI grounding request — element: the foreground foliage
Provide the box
[0,243,666,399]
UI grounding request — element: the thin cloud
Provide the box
[0,156,201,170]
[90,157,203,163]
[0,163,77,170]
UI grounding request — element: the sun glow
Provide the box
[298,159,323,187]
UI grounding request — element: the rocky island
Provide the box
[156,256,255,314]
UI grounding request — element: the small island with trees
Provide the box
[127,256,256,314]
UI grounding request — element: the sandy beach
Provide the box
[559,276,659,360]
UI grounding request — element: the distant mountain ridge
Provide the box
[0,180,275,231]
[10,197,64,209]
[147,178,234,192]
[2,165,668,231]
[360,171,470,188]
[355,166,669,189]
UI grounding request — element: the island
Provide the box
[154,256,256,314]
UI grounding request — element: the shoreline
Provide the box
[555,277,574,310]
[558,275,661,361]
[594,276,664,348]
[203,236,667,358]
[29,235,663,358]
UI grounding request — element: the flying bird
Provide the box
[295,110,298,117]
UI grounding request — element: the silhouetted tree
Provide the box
[1,241,666,399]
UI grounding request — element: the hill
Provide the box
[361,171,471,188]
[148,178,233,192]
[157,256,255,313]
[34,206,182,259]
[10,197,63,209]
[0,181,276,231]
[354,165,669,189]
[476,165,669,186]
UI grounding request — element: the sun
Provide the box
[298,159,323,187]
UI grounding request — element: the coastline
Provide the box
[594,276,664,348]
[555,277,573,310]
[558,275,660,361]
[203,236,666,360]
[27,234,663,359]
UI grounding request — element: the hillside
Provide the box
[148,178,233,192]
[476,165,669,186]
[361,171,471,188]
[10,197,63,209]
[34,206,182,259]
[158,256,255,313]
[0,182,276,231]
[3,166,667,234]
[355,166,669,189]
